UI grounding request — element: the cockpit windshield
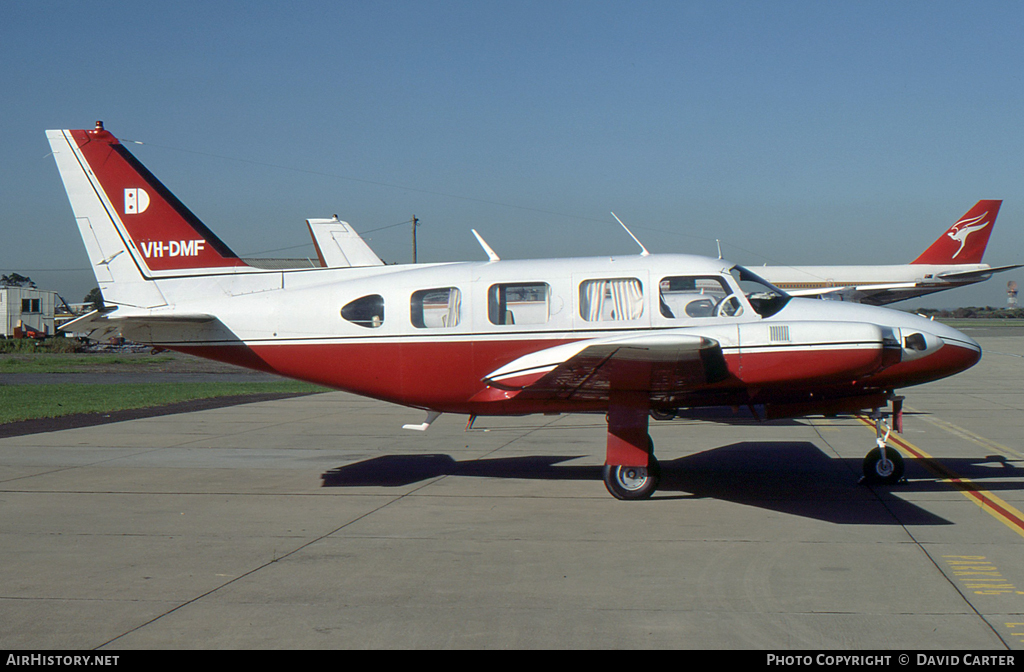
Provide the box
[729,266,791,318]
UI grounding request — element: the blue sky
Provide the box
[3,1,1022,307]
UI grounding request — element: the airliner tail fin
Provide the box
[912,200,1001,265]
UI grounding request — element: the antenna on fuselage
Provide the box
[716,239,723,259]
[611,212,650,257]
[471,229,501,262]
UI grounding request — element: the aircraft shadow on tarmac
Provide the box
[321,441,1024,526]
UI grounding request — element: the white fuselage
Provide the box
[757,263,987,288]
[104,253,980,415]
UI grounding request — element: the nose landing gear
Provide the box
[862,400,905,485]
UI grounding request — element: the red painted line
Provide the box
[856,416,1024,537]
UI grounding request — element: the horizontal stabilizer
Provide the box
[58,308,118,336]
[307,217,384,268]
[938,263,1023,281]
[60,307,218,341]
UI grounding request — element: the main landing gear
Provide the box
[603,391,660,500]
[861,400,905,485]
[603,440,661,500]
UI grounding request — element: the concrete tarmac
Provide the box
[2,331,1024,650]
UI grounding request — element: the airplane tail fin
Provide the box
[46,123,246,306]
[911,200,1002,265]
[306,217,384,268]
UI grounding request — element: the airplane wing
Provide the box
[785,283,919,300]
[477,333,728,403]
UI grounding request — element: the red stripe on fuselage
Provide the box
[173,339,979,415]
[735,345,884,385]
[179,338,578,411]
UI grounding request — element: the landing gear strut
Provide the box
[862,402,904,485]
[604,391,659,500]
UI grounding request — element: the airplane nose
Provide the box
[909,319,980,359]
[773,298,982,386]
[933,334,982,376]
[888,321,980,385]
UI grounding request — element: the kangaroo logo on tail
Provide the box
[946,211,990,260]
[911,200,1002,265]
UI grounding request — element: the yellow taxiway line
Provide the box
[855,415,1024,540]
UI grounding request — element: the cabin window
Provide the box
[341,294,385,328]
[658,276,742,319]
[411,287,461,328]
[578,278,644,322]
[488,282,550,325]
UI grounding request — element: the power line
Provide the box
[121,138,617,226]
[239,219,412,257]
[360,218,414,235]
[46,137,755,264]
[0,267,91,272]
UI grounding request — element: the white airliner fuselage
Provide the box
[757,262,1009,304]
[752,200,1018,305]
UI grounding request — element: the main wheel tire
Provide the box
[603,457,661,500]
[862,446,904,484]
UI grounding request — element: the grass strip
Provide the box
[0,354,180,373]
[0,381,327,424]
[934,319,1024,328]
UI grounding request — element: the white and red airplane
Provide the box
[754,200,1020,305]
[48,122,983,499]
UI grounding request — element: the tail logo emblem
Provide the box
[946,211,989,259]
[124,188,150,215]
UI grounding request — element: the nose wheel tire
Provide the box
[862,447,904,485]
[603,457,661,500]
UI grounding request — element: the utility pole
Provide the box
[411,215,420,263]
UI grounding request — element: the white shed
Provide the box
[1,286,57,337]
